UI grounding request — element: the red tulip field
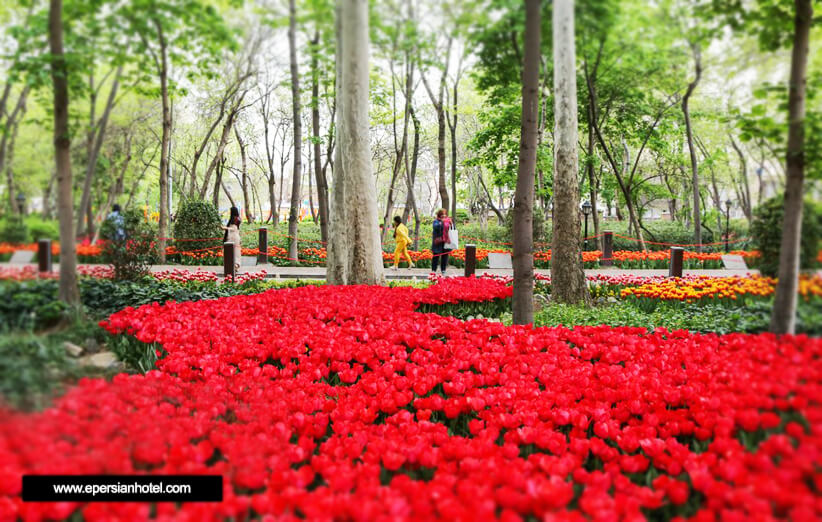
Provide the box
[0,277,819,521]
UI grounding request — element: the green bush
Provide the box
[0,217,28,243]
[0,280,66,330]
[25,216,60,242]
[751,196,821,277]
[101,209,157,280]
[173,200,223,260]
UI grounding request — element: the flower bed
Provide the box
[0,278,820,520]
[2,241,785,270]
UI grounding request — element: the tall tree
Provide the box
[420,36,452,213]
[287,0,303,263]
[326,0,384,285]
[512,0,540,325]
[48,0,79,306]
[771,0,813,334]
[310,28,330,243]
[681,39,702,250]
[76,66,123,237]
[551,0,589,305]
[123,0,234,262]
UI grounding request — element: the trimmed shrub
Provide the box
[172,200,223,262]
[0,218,27,244]
[751,195,821,277]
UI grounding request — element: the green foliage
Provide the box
[0,280,66,331]
[532,299,822,336]
[0,334,71,411]
[101,209,157,281]
[0,217,27,244]
[750,195,821,276]
[24,215,60,242]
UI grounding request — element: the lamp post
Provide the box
[581,200,592,251]
[16,192,26,216]
[724,199,732,253]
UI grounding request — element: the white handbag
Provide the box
[444,222,459,250]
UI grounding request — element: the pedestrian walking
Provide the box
[392,216,414,270]
[431,209,453,275]
[106,204,126,242]
[222,206,242,272]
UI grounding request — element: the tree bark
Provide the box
[729,134,753,222]
[446,60,462,219]
[421,38,452,213]
[771,0,812,335]
[311,29,330,243]
[586,102,600,250]
[682,41,702,251]
[551,0,590,306]
[1,86,30,213]
[287,0,302,263]
[402,105,421,249]
[234,124,252,222]
[512,0,540,324]
[49,0,79,305]
[326,0,384,285]
[212,156,225,208]
[155,18,170,263]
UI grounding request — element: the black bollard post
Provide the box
[224,242,235,281]
[464,244,477,277]
[257,228,268,264]
[602,231,613,267]
[38,239,52,273]
[669,247,684,278]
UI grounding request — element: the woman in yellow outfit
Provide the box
[392,216,414,270]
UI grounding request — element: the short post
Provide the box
[668,247,684,278]
[37,239,52,273]
[257,228,268,264]
[223,242,235,281]
[601,231,613,267]
[464,244,477,277]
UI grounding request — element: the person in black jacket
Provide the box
[431,209,452,275]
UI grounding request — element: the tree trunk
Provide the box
[327,0,384,285]
[212,156,224,208]
[682,41,702,251]
[381,58,409,244]
[512,0,541,324]
[402,105,421,249]
[287,0,302,263]
[771,0,812,335]
[43,170,56,219]
[93,134,132,244]
[155,19,170,263]
[447,70,461,219]
[729,134,753,222]
[421,38,452,213]
[199,94,246,200]
[586,102,600,250]
[311,30,330,243]
[551,0,590,306]
[234,124,252,222]
[0,86,30,213]
[77,66,122,237]
[48,0,79,305]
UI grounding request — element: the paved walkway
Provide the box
[2,262,762,280]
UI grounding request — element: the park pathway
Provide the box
[1,262,762,280]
